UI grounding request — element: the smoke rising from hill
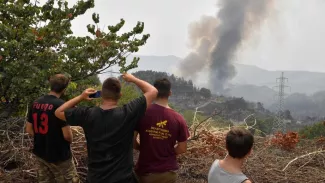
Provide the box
[178,0,272,92]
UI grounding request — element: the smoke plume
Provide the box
[178,0,272,92]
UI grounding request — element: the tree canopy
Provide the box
[199,88,211,99]
[132,70,200,97]
[0,0,149,116]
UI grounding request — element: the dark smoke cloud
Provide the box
[178,0,272,92]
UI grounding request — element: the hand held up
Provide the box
[122,73,137,83]
[80,88,97,100]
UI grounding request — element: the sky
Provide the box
[64,0,325,72]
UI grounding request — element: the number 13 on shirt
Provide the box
[32,113,49,134]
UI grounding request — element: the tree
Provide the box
[199,88,211,99]
[254,118,275,135]
[67,80,140,109]
[0,0,149,117]
[299,121,325,139]
[224,97,248,111]
[181,110,206,126]
[283,110,293,120]
[62,75,101,107]
[256,102,265,112]
[131,70,201,99]
[118,83,140,106]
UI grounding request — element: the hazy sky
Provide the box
[65,0,325,72]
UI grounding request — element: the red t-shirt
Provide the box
[135,104,190,175]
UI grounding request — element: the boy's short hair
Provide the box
[154,78,171,98]
[102,77,121,100]
[226,127,254,159]
[49,74,70,93]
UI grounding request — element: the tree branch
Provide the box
[71,48,129,81]
[282,150,325,171]
[189,108,225,141]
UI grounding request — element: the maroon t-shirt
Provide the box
[135,104,190,175]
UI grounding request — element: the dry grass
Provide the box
[1,118,325,183]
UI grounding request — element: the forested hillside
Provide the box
[267,91,325,121]
[132,70,199,97]
[129,70,296,134]
[119,55,325,121]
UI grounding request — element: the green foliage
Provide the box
[62,75,100,98]
[169,103,181,113]
[282,110,293,120]
[299,122,325,139]
[0,0,149,115]
[224,97,248,111]
[132,70,200,97]
[182,110,195,125]
[118,82,140,106]
[63,75,101,107]
[181,110,206,126]
[68,81,139,108]
[199,88,211,99]
[253,118,275,135]
[211,116,234,128]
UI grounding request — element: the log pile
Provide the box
[1,118,325,183]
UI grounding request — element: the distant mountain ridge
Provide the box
[122,55,325,95]
[98,55,325,118]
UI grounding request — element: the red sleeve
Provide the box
[177,115,190,142]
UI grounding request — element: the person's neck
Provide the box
[221,154,245,173]
[100,99,118,110]
[48,91,61,98]
[155,98,169,108]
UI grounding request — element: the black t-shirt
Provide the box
[65,96,147,183]
[27,95,71,163]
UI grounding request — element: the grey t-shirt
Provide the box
[208,160,248,183]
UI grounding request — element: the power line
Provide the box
[272,72,290,132]
[101,70,121,75]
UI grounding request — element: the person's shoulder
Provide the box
[147,104,170,113]
[134,95,146,101]
[211,159,219,166]
[31,95,47,105]
[124,95,146,106]
[137,95,146,104]
[172,111,186,121]
[36,95,60,103]
[73,106,95,111]
[51,97,65,106]
[208,159,220,175]
[243,179,252,183]
[34,95,46,102]
[148,103,159,110]
[55,97,65,103]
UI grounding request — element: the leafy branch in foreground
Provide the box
[0,0,149,116]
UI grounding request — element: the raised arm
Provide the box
[55,88,96,121]
[122,73,158,108]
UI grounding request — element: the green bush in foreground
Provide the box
[299,121,325,139]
